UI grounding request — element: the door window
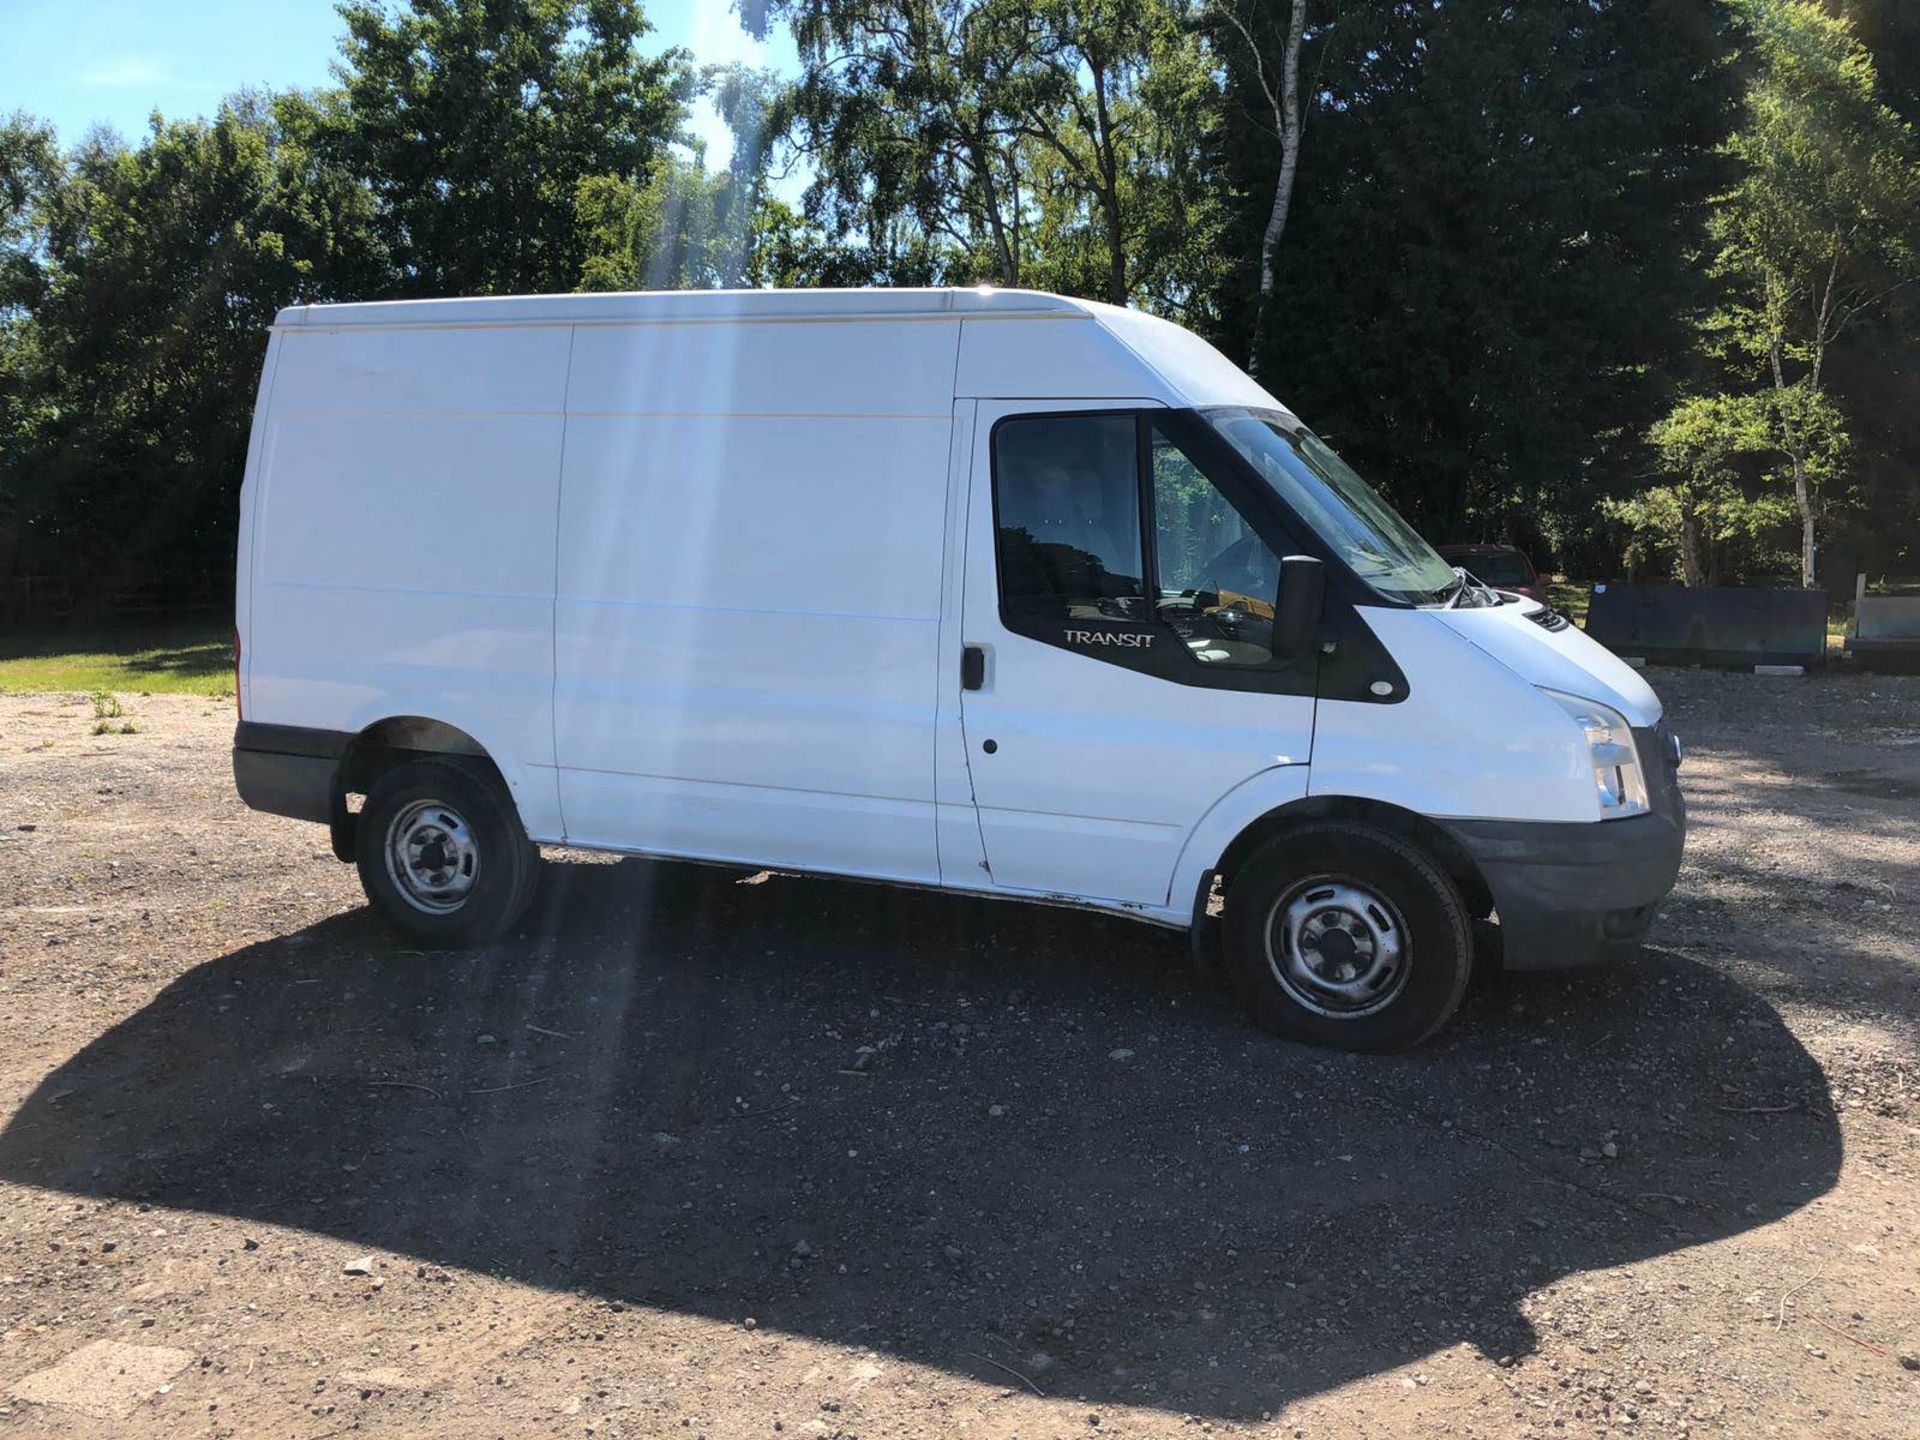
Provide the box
[989,410,1297,681]
[1150,426,1284,668]
[992,414,1146,622]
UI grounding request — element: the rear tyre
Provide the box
[354,758,539,947]
[1223,822,1472,1052]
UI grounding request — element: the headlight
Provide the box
[1541,689,1649,819]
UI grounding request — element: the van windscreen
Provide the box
[1205,409,1459,607]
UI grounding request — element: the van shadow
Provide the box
[0,858,1840,1419]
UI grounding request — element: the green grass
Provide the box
[0,621,233,696]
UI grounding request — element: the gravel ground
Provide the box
[0,670,1916,1439]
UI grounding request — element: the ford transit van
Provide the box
[232,288,1684,1051]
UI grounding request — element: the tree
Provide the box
[574,65,792,291]
[0,114,63,593]
[995,0,1209,305]
[0,114,58,319]
[1629,393,1793,586]
[741,0,1218,308]
[1829,0,1920,125]
[2,3,737,621]
[738,1,1019,285]
[1817,1,1920,581]
[1208,0,1309,373]
[1,98,382,607]
[1705,0,1920,588]
[319,0,693,297]
[1218,0,1737,553]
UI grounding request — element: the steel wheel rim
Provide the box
[384,798,479,914]
[1264,874,1410,1019]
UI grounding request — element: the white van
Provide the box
[233,287,1684,1051]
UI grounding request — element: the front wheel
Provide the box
[355,758,539,947]
[1223,822,1471,1052]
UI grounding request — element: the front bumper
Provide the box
[1443,723,1686,970]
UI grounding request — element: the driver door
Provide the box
[957,401,1318,907]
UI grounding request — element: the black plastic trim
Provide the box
[234,721,351,761]
[1443,727,1686,970]
[233,722,352,825]
[984,407,1409,702]
[233,748,335,824]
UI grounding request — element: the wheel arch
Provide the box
[341,715,491,783]
[328,716,510,862]
[1204,795,1493,923]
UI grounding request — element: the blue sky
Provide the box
[1,0,798,169]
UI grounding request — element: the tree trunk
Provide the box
[1768,336,1819,591]
[1247,0,1309,378]
[1791,447,1817,589]
[1679,501,1706,589]
[1099,185,1127,305]
[970,135,1019,287]
[1088,57,1127,305]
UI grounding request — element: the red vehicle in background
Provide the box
[1435,543,1547,604]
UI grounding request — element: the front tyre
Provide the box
[1224,822,1471,1052]
[355,758,539,947]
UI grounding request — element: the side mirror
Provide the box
[1272,555,1326,660]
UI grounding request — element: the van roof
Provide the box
[271,286,1288,416]
[273,287,1101,331]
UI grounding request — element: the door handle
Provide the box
[961,645,986,691]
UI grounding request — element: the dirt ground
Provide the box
[0,670,1916,1439]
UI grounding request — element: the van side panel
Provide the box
[246,325,569,838]
[553,319,960,883]
[953,313,1167,400]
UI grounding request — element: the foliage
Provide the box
[742,0,1224,317]
[0,2,746,618]
[0,95,385,607]
[0,113,58,317]
[742,0,1021,285]
[1828,0,1920,125]
[317,0,693,296]
[1203,0,1308,372]
[1690,0,1919,587]
[1612,393,1796,585]
[6,0,1920,617]
[1215,1,1739,561]
[0,114,62,541]
[576,64,791,291]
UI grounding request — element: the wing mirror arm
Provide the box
[1272,555,1326,661]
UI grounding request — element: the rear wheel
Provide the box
[1224,822,1471,1052]
[355,758,539,947]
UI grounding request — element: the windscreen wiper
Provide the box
[1443,567,1501,609]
